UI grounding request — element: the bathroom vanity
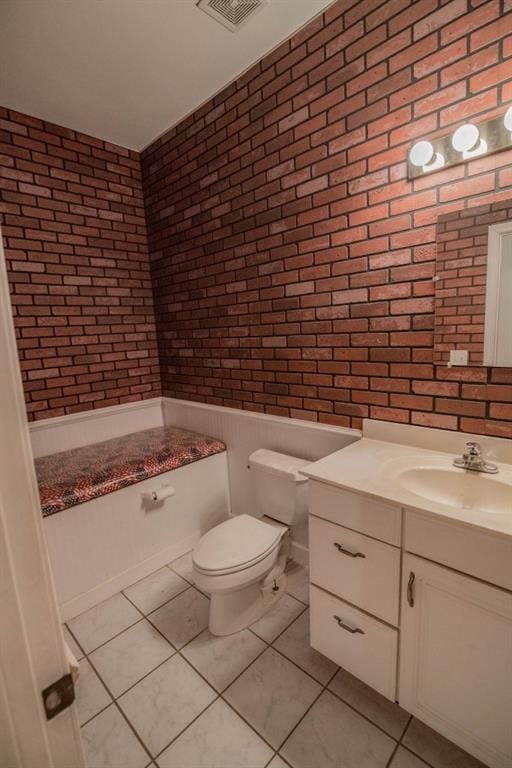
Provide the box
[302,422,512,768]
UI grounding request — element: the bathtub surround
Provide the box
[0,110,160,420]
[141,0,512,439]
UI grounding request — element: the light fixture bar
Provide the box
[408,108,512,178]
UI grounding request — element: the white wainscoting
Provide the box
[45,452,230,620]
[29,398,163,458]
[161,397,361,555]
[31,397,360,617]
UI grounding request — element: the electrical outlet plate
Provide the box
[449,349,468,367]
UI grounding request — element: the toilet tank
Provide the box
[248,449,311,525]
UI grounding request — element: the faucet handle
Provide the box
[465,441,481,456]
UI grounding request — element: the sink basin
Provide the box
[396,466,511,514]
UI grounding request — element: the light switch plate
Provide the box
[449,349,468,366]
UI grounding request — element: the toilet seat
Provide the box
[193,514,284,576]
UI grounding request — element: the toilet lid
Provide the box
[193,515,284,575]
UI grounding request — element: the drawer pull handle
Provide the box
[407,571,415,607]
[333,542,366,559]
[333,615,365,635]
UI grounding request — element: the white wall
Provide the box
[162,397,361,551]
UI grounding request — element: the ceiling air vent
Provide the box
[196,0,265,32]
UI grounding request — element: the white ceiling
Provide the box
[0,0,333,151]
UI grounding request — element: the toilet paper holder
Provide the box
[142,486,175,503]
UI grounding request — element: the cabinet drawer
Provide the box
[310,585,397,701]
[405,510,512,592]
[309,515,400,625]
[309,481,401,546]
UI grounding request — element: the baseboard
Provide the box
[59,532,199,621]
[290,540,309,568]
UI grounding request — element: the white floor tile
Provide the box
[389,747,430,768]
[75,659,111,726]
[118,654,216,756]
[157,699,273,768]
[328,668,409,739]
[402,719,488,768]
[250,594,304,643]
[169,551,194,584]
[149,587,209,648]
[273,610,337,685]
[182,627,266,692]
[267,756,289,768]
[224,647,321,749]
[123,568,188,615]
[285,563,309,605]
[281,689,395,768]
[90,619,174,697]
[68,593,141,654]
[81,704,148,768]
[63,625,84,660]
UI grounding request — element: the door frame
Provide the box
[0,229,84,767]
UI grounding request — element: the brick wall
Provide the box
[434,200,512,366]
[0,109,161,420]
[142,0,512,439]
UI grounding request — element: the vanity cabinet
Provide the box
[308,477,512,768]
[400,554,512,768]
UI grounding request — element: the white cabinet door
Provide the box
[399,554,512,768]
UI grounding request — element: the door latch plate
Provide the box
[42,673,75,720]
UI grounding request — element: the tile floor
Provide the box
[66,557,487,768]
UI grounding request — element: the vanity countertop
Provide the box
[301,438,512,539]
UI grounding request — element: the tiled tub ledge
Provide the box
[40,426,230,620]
[36,425,226,517]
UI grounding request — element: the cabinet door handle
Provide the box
[407,571,415,607]
[333,615,365,635]
[333,542,366,558]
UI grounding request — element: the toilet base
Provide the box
[209,572,287,636]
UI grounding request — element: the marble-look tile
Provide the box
[182,627,266,692]
[389,747,430,768]
[168,551,194,584]
[285,562,310,605]
[148,587,209,649]
[123,568,188,615]
[118,654,216,756]
[63,625,84,660]
[281,689,395,768]
[267,756,290,768]
[273,610,337,685]
[250,594,305,643]
[402,719,487,768]
[224,647,321,749]
[68,593,141,653]
[81,704,148,768]
[90,619,173,697]
[157,699,273,768]
[328,668,409,739]
[75,658,111,726]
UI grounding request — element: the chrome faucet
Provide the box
[453,442,498,474]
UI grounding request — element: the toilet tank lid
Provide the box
[248,449,310,482]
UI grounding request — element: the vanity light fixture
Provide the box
[408,106,512,178]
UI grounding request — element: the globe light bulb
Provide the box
[452,123,480,153]
[504,106,512,133]
[409,140,434,167]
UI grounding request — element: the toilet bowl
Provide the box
[192,449,310,636]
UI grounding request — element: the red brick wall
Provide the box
[142,0,512,439]
[0,109,160,420]
[434,200,512,365]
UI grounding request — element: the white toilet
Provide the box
[192,448,310,636]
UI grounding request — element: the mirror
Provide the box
[434,202,512,367]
